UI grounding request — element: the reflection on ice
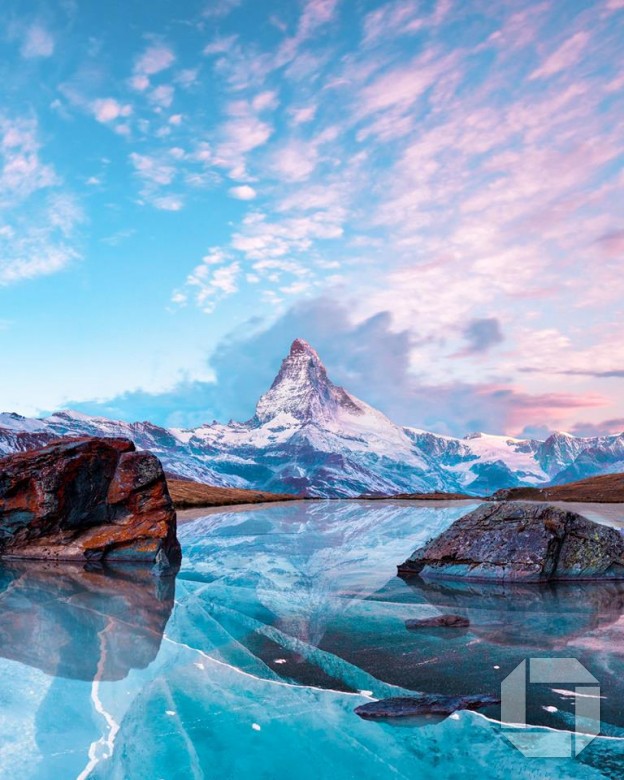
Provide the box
[0,562,175,680]
[399,576,624,648]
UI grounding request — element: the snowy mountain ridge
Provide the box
[1,339,623,496]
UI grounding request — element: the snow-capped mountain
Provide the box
[1,339,623,496]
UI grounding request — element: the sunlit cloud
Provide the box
[228,184,257,200]
[91,98,133,123]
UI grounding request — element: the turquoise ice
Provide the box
[0,500,622,779]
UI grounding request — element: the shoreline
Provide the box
[177,496,624,526]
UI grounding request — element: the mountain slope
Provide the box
[1,340,623,497]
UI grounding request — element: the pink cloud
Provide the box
[134,44,175,76]
[362,1,425,44]
[483,3,549,53]
[271,140,318,182]
[483,385,608,435]
[129,74,150,92]
[359,61,439,114]
[530,31,590,80]
[570,418,624,436]
[214,99,274,179]
[298,0,339,38]
[596,230,624,257]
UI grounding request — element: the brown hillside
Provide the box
[491,473,624,503]
[167,479,300,509]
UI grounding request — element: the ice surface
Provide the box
[1,501,624,778]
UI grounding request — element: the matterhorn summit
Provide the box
[255,339,364,424]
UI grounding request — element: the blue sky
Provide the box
[1,0,623,437]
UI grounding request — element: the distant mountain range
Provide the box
[1,339,623,497]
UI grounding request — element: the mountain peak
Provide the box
[289,338,318,358]
[254,339,363,424]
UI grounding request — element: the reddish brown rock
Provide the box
[0,437,181,567]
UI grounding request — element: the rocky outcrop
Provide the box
[0,437,181,566]
[405,614,469,629]
[398,501,624,581]
[354,693,499,720]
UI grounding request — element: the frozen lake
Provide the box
[1,499,623,778]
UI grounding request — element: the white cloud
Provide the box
[280,280,311,295]
[20,24,55,58]
[149,85,175,108]
[175,69,199,88]
[152,194,184,211]
[228,185,257,200]
[129,144,218,210]
[0,193,83,286]
[175,201,344,311]
[290,105,316,124]
[130,44,175,92]
[203,35,238,56]
[91,98,133,123]
[129,152,175,186]
[176,255,242,312]
[134,44,175,76]
[0,116,58,204]
[252,91,279,112]
[202,0,243,18]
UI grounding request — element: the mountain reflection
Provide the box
[399,575,624,648]
[0,562,175,681]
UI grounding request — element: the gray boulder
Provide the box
[354,693,499,720]
[398,502,624,581]
[405,614,470,629]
